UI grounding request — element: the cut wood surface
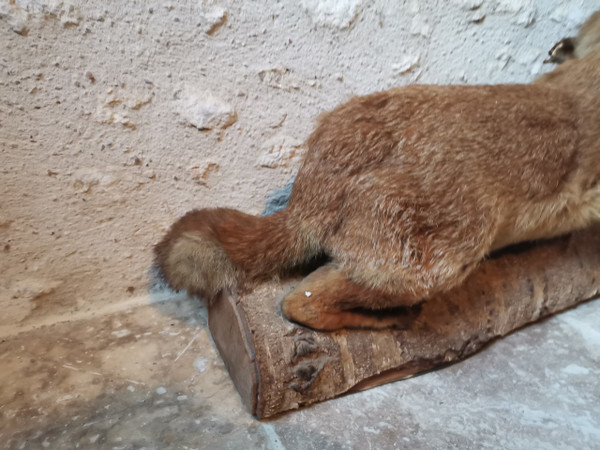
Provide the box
[208,227,600,419]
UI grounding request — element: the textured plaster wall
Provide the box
[0,0,597,331]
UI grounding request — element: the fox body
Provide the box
[155,14,600,330]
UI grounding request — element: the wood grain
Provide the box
[208,226,600,419]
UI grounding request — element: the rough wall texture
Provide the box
[0,1,597,330]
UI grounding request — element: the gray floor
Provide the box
[2,292,598,450]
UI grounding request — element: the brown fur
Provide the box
[155,12,600,330]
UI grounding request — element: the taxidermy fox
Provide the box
[156,12,600,331]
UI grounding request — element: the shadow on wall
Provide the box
[146,263,209,328]
[262,176,296,216]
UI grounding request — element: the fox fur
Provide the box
[155,13,600,330]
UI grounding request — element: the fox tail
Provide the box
[154,208,318,298]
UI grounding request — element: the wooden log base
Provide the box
[207,227,600,419]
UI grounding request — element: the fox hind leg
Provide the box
[280,264,422,331]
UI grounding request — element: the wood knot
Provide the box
[293,334,319,359]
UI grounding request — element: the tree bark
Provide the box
[208,226,600,419]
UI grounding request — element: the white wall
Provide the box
[0,1,596,323]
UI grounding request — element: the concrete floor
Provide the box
[1,290,599,450]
